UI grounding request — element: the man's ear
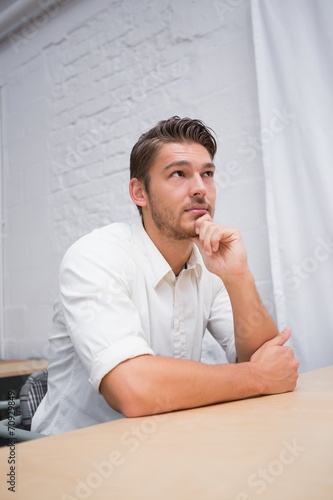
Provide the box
[129,178,148,209]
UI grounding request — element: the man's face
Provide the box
[143,141,216,240]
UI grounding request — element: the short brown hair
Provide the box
[130,116,217,215]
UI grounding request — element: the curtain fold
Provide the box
[251,0,333,371]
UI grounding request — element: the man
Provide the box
[32,116,299,435]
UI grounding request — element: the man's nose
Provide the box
[189,174,207,197]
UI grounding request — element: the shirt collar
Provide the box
[133,221,203,288]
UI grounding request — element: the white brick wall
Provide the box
[0,0,275,361]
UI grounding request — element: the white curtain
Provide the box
[251,0,333,371]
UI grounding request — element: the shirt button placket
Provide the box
[173,275,186,359]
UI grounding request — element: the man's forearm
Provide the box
[223,270,279,362]
[190,218,279,362]
[100,354,264,418]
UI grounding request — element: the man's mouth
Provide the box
[185,205,209,215]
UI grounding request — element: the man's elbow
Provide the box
[117,398,152,418]
[100,366,155,418]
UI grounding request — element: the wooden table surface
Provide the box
[0,359,48,379]
[0,365,332,499]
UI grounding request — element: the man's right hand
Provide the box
[250,327,300,394]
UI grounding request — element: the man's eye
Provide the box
[203,171,214,177]
[171,171,184,177]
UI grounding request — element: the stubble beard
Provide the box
[147,193,214,241]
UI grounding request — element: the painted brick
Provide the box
[0,0,273,364]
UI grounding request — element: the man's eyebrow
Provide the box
[163,160,216,171]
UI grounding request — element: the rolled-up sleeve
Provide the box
[58,232,154,392]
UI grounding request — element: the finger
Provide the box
[266,327,292,347]
[194,214,213,232]
[194,216,213,236]
[202,225,218,255]
[195,220,214,253]
[203,226,221,255]
[210,227,223,252]
[191,229,215,257]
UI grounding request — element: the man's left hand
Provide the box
[191,215,248,282]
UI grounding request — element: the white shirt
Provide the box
[32,221,235,435]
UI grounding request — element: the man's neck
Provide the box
[142,219,193,276]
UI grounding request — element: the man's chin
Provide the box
[175,224,197,240]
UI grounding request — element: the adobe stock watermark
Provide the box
[228,237,332,342]
[128,59,188,106]
[214,159,243,195]
[108,57,189,124]
[8,0,72,54]
[52,118,114,173]
[238,107,296,162]
[234,299,274,345]
[214,107,296,194]
[61,403,168,500]
[236,439,306,499]
[283,235,333,292]
[6,391,18,493]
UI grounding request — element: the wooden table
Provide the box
[0,365,332,499]
[0,359,48,379]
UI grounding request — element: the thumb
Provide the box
[266,327,292,347]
